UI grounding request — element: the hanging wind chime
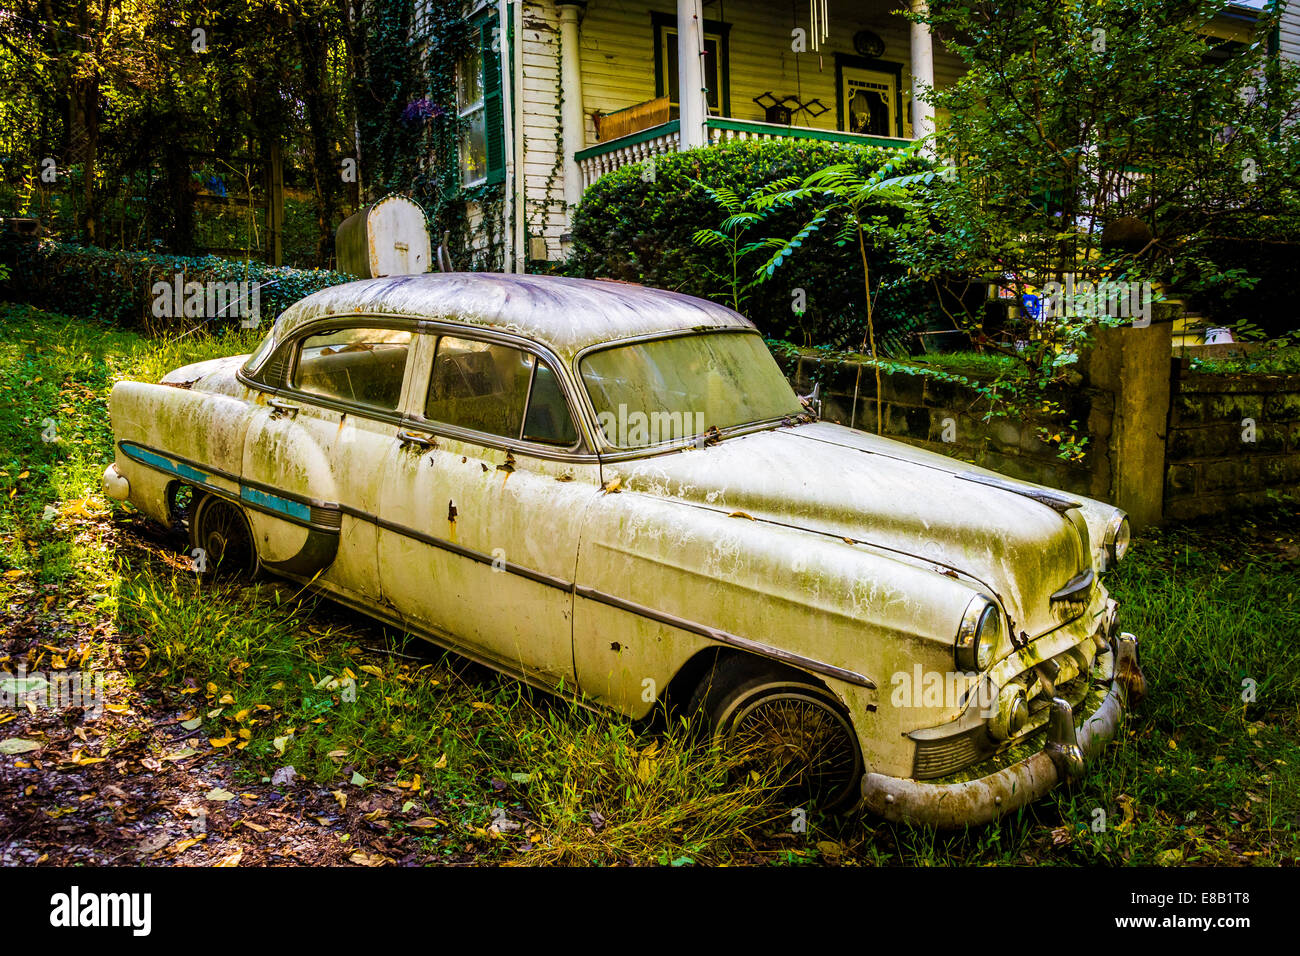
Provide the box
[808,0,829,51]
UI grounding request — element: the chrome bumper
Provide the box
[102,462,130,501]
[860,632,1143,828]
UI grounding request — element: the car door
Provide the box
[241,318,418,606]
[376,330,601,691]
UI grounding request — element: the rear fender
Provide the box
[109,380,258,526]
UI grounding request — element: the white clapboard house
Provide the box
[415,0,1300,271]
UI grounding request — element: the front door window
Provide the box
[842,67,897,137]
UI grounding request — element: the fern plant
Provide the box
[747,147,948,434]
[689,177,799,315]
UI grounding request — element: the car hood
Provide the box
[606,421,1091,639]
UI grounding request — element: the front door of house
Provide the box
[841,66,897,137]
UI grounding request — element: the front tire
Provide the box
[189,493,258,577]
[690,656,864,813]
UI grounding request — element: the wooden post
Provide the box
[266,141,284,266]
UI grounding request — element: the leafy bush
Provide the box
[567,139,948,347]
[1,239,352,333]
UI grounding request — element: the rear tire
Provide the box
[690,655,864,813]
[189,493,258,577]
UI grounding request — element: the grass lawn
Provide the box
[2,300,1298,866]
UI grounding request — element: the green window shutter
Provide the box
[481,17,505,186]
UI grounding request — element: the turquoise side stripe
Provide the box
[240,485,312,522]
[121,440,313,524]
[122,443,216,488]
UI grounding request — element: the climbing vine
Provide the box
[354,0,505,269]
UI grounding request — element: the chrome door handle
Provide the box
[268,397,300,418]
[397,429,436,449]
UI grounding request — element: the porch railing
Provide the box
[573,117,914,191]
[575,121,682,191]
[706,117,913,151]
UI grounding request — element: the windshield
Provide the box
[580,331,803,449]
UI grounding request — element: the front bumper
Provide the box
[860,632,1144,827]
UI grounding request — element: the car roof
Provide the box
[275,272,755,362]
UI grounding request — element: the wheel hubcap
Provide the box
[198,501,252,574]
[728,691,860,809]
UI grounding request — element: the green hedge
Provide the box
[567,138,946,348]
[2,239,352,333]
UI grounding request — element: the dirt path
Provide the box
[0,511,485,867]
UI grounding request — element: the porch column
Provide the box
[909,0,936,143]
[557,1,587,210]
[677,0,708,149]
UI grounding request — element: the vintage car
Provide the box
[104,273,1145,824]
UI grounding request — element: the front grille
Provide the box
[908,636,1102,780]
[913,726,991,779]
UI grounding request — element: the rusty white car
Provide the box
[104,273,1145,824]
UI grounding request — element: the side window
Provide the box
[293,326,413,412]
[425,335,577,446]
[523,360,578,446]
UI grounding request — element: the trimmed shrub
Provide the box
[567,138,948,348]
[1,239,352,334]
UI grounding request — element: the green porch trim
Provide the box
[705,117,913,150]
[574,120,681,161]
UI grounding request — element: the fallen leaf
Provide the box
[167,834,208,855]
[408,817,447,829]
[0,739,42,755]
[214,849,243,867]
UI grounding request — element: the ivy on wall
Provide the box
[353,0,505,270]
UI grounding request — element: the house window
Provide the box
[459,12,505,186]
[457,46,487,184]
[835,55,904,139]
[652,13,730,115]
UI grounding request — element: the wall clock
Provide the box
[853,30,885,59]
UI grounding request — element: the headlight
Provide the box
[1102,511,1131,568]
[956,595,1003,672]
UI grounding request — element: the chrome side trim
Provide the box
[120,440,871,691]
[571,585,876,690]
[957,472,1083,514]
[1050,567,1095,603]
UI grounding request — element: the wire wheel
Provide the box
[693,658,864,813]
[189,493,257,577]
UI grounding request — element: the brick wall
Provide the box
[777,343,1300,523]
[1164,369,1300,519]
[782,351,1114,501]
